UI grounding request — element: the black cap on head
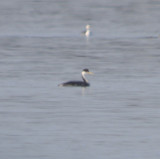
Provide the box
[83,69,89,72]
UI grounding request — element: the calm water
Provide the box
[0,0,160,159]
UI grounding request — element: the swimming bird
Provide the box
[58,69,93,87]
[82,24,91,38]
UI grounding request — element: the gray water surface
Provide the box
[0,0,160,159]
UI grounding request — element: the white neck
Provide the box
[81,71,88,83]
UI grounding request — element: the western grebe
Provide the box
[58,69,93,87]
[82,25,91,38]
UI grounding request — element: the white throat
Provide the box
[82,71,88,83]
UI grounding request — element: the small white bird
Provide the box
[82,24,91,38]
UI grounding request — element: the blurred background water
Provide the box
[0,0,160,159]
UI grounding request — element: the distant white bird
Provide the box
[82,24,91,38]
